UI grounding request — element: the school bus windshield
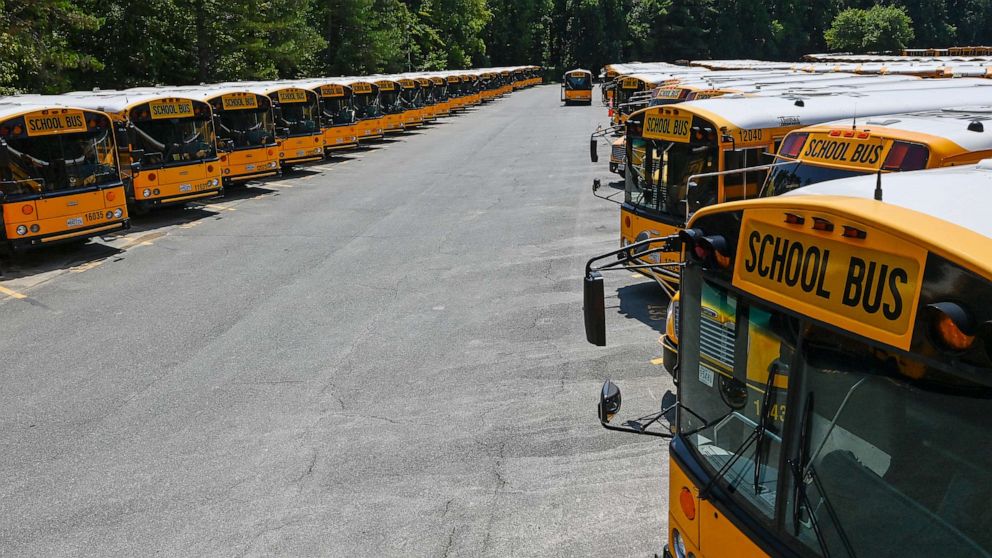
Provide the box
[352,93,380,119]
[322,97,354,125]
[762,161,870,197]
[626,138,718,217]
[1,126,119,200]
[131,113,216,167]
[215,108,274,149]
[565,74,591,89]
[277,102,320,137]
[682,280,992,556]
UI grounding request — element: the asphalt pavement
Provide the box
[0,85,675,557]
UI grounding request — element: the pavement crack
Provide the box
[440,526,457,558]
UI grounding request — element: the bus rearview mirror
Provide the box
[584,271,606,346]
[599,380,622,423]
[589,138,599,163]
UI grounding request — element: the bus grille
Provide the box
[700,316,735,369]
[611,144,626,163]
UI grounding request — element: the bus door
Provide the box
[125,97,223,210]
[209,92,279,184]
[269,87,324,167]
[317,84,359,151]
[0,106,129,249]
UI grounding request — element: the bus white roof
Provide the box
[782,161,992,239]
[13,91,208,113]
[796,106,992,152]
[667,80,992,132]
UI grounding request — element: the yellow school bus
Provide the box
[60,91,222,212]
[562,69,593,105]
[373,78,405,133]
[342,79,385,141]
[614,80,992,291]
[396,77,425,128]
[463,74,483,106]
[298,79,359,151]
[586,161,992,557]
[426,75,451,117]
[0,101,129,249]
[763,107,992,196]
[245,85,324,168]
[444,75,466,112]
[412,77,437,121]
[188,88,279,184]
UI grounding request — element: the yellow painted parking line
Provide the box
[0,285,28,300]
[199,203,237,212]
[650,358,664,366]
[70,261,104,273]
[631,272,642,278]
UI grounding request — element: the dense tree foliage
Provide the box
[824,5,914,52]
[1,0,991,93]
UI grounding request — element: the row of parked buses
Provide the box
[585,60,992,558]
[0,66,542,253]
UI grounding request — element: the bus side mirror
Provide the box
[129,149,144,171]
[584,271,606,346]
[599,380,622,424]
[590,137,598,163]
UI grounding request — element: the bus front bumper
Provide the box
[9,219,130,251]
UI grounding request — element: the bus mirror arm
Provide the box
[597,379,675,438]
[583,235,682,346]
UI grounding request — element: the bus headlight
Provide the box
[114,208,123,219]
[15,225,27,236]
[106,211,114,220]
[672,529,687,558]
[211,179,219,187]
[142,188,151,198]
[666,296,680,344]
[29,224,39,233]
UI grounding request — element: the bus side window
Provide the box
[722,148,774,202]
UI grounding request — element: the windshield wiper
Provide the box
[790,391,857,558]
[700,364,779,500]
[752,360,782,494]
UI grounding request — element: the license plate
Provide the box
[296,150,305,156]
[85,211,103,222]
[67,217,84,227]
[698,365,715,388]
[180,183,192,192]
[194,182,213,192]
[245,164,256,171]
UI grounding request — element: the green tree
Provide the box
[824,5,914,53]
[0,0,104,93]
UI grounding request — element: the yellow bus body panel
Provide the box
[4,187,128,241]
[133,161,222,203]
[223,146,280,182]
[324,125,358,150]
[669,459,769,558]
[355,118,385,140]
[621,207,682,284]
[402,109,424,128]
[278,135,325,165]
[382,113,405,133]
[564,89,592,102]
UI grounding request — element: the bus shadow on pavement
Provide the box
[218,184,278,202]
[0,241,124,281]
[614,280,671,335]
